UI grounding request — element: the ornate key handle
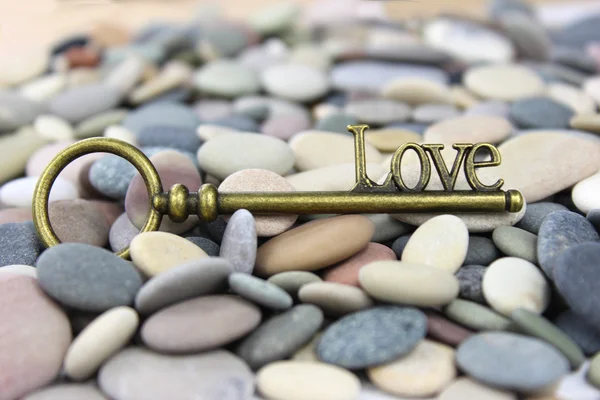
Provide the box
[32,124,524,259]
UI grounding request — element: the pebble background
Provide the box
[2,0,600,399]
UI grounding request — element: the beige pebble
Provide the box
[359,260,459,307]
[286,163,387,192]
[129,61,192,105]
[464,64,546,101]
[381,78,452,106]
[49,199,111,247]
[450,85,480,109]
[547,83,597,115]
[64,306,138,381]
[196,125,241,141]
[0,265,37,278]
[365,128,422,152]
[103,125,137,145]
[423,115,513,144]
[0,127,48,184]
[289,130,381,171]
[18,73,67,103]
[292,333,322,362]
[33,115,74,142]
[255,215,374,277]
[130,232,209,277]
[256,360,361,400]
[438,377,517,400]
[298,282,373,316]
[401,215,468,273]
[483,257,551,317]
[313,103,341,120]
[367,339,456,398]
[219,169,297,237]
[583,76,600,106]
[570,113,600,134]
[0,49,49,87]
[21,383,109,400]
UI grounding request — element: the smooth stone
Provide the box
[443,299,513,331]
[33,115,74,141]
[233,95,310,120]
[197,132,294,180]
[381,78,452,106]
[359,260,459,307]
[554,242,600,331]
[588,209,600,232]
[18,73,67,103]
[412,103,460,124]
[456,332,570,392]
[250,1,300,35]
[122,102,199,135]
[537,210,599,280]
[510,97,575,129]
[185,236,220,256]
[424,115,513,144]
[465,100,511,118]
[141,294,261,353]
[267,271,322,299]
[589,354,600,389]
[316,306,427,369]
[288,44,332,71]
[229,272,293,310]
[48,199,110,247]
[0,91,44,132]
[36,243,142,312]
[456,265,487,304]
[298,282,373,316]
[584,76,600,106]
[256,361,360,400]
[291,332,321,362]
[0,176,78,208]
[48,83,121,124]
[554,310,600,356]
[493,226,538,264]
[196,124,240,141]
[0,274,71,400]
[497,132,600,203]
[21,384,109,400]
[344,99,411,125]
[262,63,330,102]
[194,60,260,98]
[426,311,474,347]
[571,114,600,134]
[64,306,139,380]
[367,339,456,398]
[219,169,297,236]
[286,163,387,192]
[516,202,568,234]
[219,209,257,274]
[255,215,374,277]
[0,48,48,86]
[129,61,191,104]
[136,125,201,152]
[135,257,233,315]
[464,64,545,101]
[401,215,468,273]
[365,214,411,243]
[548,83,596,115]
[99,347,254,399]
[511,308,585,369]
[0,222,43,267]
[109,212,138,253]
[464,237,500,266]
[0,128,49,184]
[573,173,600,214]
[554,14,600,47]
[315,113,358,134]
[193,100,232,121]
[497,12,551,61]
[322,242,396,287]
[74,109,128,139]
[261,113,311,140]
[0,264,37,278]
[438,377,517,400]
[236,304,324,369]
[0,207,32,224]
[290,131,381,171]
[483,257,551,316]
[391,234,411,258]
[130,231,208,277]
[210,114,259,132]
[364,128,421,152]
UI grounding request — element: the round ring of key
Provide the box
[32,124,524,259]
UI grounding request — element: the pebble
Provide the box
[135,257,233,315]
[48,199,110,247]
[423,115,513,144]
[129,231,209,277]
[554,310,600,356]
[193,100,232,121]
[483,257,551,316]
[438,377,517,400]
[267,270,322,298]
[464,236,500,266]
[0,176,78,208]
[572,172,600,214]
[498,12,551,61]
[287,163,387,192]
[412,103,460,124]
[136,125,201,152]
[250,1,300,35]
[261,113,311,140]
[364,128,421,153]
[298,282,373,316]
[492,226,538,264]
[344,99,412,125]
[315,112,358,134]
[33,115,74,141]
[425,311,474,347]
[443,299,513,331]
[589,354,600,389]
[21,383,109,400]
[63,306,139,380]
[236,304,324,369]
[571,113,600,134]
[463,64,545,101]
[456,332,570,392]
[122,102,199,135]
[48,83,122,124]
[210,114,259,131]
[256,361,361,400]
[547,83,596,115]
[465,100,511,117]
[255,215,374,277]
[219,209,257,274]
[0,127,49,184]
[367,339,456,398]
[381,78,452,105]
[0,264,38,278]
[316,306,427,369]
[18,73,66,103]
[229,272,293,310]
[0,91,44,133]
[515,202,568,234]
[455,265,487,304]
[0,222,43,267]
[510,97,575,129]
[194,59,260,98]
[262,63,330,102]
[141,295,261,353]
[108,212,138,253]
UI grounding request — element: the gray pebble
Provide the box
[586,209,600,233]
[497,12,551,61]
[206,216,227,244]
[233,95,310,121]
[199,24,248,58]
[122,102,199,135]
[36,242,143,312]
[455,265,487,304]
[316,112,358,134]
[74,109,129,139]
[535,63,587,86]
[553,14,600,48]
[510,97,575,129]
[137,125,202,153]
[267,271,323,299]
[228,272,293,310]
[210,115,259,132]
[109,213,139,253]
[554,310,600,356]
[219,210,257,274]
[0,222,43,267]
[364,214,412,243]
[185,237,220,256]
[465,100,511,118]
[237,104,269,121]
[316,306,427,369]
[516,202,568,234]
[0,91,44,133]
[492,226,538,264]
[194,60,260,98]
[236,304,323,369]
[193,100,233,121]
[552,48,598,74]
[345,99,411,126]
[391,234,412,258]
[456,332,569,392]
[103,43,165,66]
[145,87,191,105]
[464,236,499,266]
[488,0,534,20]
[412,103,460,124]
[48,83,122,124]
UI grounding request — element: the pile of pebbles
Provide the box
[3,0,600,398]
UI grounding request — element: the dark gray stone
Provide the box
[509,97,575,129]
[538,210,599,279]
[316,306,427,369]
[0,222,43,267]
[464,236,499,266]
[492,226,538,264]
[228,273,293,310]
[49,83,122,124]
[0,91,44,133]
[137,125,202,153]
[36,242,143,312]
[554,310,600,356]
[122,102,200,135]
[456,332,570,392]
[391,234,412,259]
[516,202,568,234]
[587,209,600,233]
[455,265,487,304]
[206,216,227,244]
[236,304,323,369]
[315,113,358,134]
[210,115,259,132]
[185,237,220,257]
[236,104,269,122]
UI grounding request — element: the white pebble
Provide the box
[34,115,74,142]
[0,176,79,208]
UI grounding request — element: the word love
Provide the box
[348,125,503,193]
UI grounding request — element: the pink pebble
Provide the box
[261,114,311,140]
[0,208,33,224]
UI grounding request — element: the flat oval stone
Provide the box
[298,282,373,316]
[194,59,260,98]
[438,377,517,400]
[33,115,74,141]
[0,264,37,278]
[135,257,233,315]
[443,299,512,331]
[236,304,324,369]
[401,215,468,273]
[367,339,456,398]
[130,231,209,277]
[99,347,254,400]
[48,83,121,124]
[197,132,294,180]
[538,210,599,280]
[456,332,570,392]
[497,12,551,61]
[75,109,128,139]
[548,83,596,115]
[267,271,322,299]
[219,209,257,274]
[261,113,311,140]
[483,257,551,316]
[0,274,71,400]
[364,128,421,152]
[0,176,78,208]
[588,353,600,389]
[48,199,110,247]
[262,63,330,102]
[315,112,358,134]
[465,237,500,266]
[465,100,510,117]
[572,173,600,214]
[359,260,459,307]
[229,272,293,310]
[0,128,48,184]
[492,226,538,264]
[141,295,261,353]
[316,306,427,369]
[255,215,374,277]
[381,78,452,106]
[516,202,568,234]
[64,306,139,380]
[22,384,109,400]
[412,103,460,124]
[136,125,201,153]
[122,102,199,135]
[554,310,600,356]
[18,73,67,103]
[344,99,412,125]
[37,243,143,312]
[426,311,474,347]
[510,97,575,129]
[424,115,513,144]
[464,64,545,101]
[256,361,361,400]
[0,91,44,132]
[571,113,600,134]
[0,222,43,267]
[456,265,487,304]
[109,212,139,253]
